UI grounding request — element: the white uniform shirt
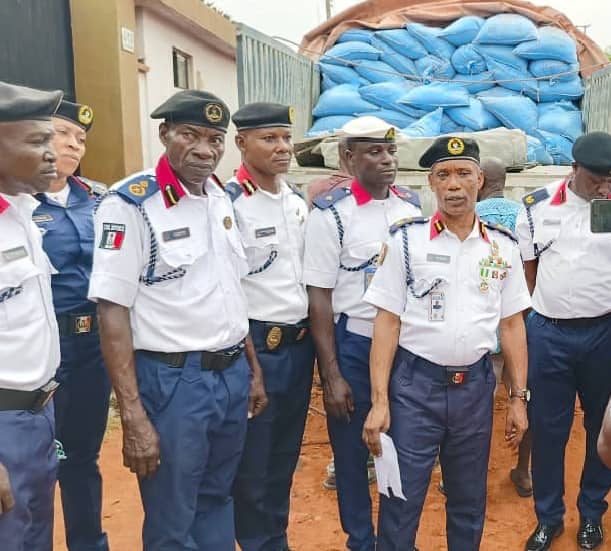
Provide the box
[516,179,611,319]
[88,167,249,352]
[0,193,60,390]
[303,180,421,338]
[364,214,531,366]
[227,171,308,324]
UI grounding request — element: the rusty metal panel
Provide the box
[582,65,611,134]
[236,23,319,140]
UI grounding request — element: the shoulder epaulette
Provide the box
[288,182,305,200]
[392,185,421,209]
[389,216,429,235]
[312,186,351,209]
[522,187,549,208]
[225,180,243,203]
[482,220,518,243]
[78,176,107,196]
[114,174,159,205]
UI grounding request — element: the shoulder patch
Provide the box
[312,186,351,209]
[522,187,549,207]
[114,174,159,205]
[392,185,421,209]
[482,220,518,243]
[225,180,243,203]
[389,216,429,235]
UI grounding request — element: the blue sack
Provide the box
[335,29,375,44]
[451,45,487,75]
[527,135,555,165]
[454,71,496,94]
[476,45,529,72]
[319,62,368,85]
[479,94,538,135]
[535,129,574,164]
[353,59,406,84]
[439,16,486,46]
[415,55,456,81]
[371,36,418,76]
[400,82,470,110]
[307,115,356,137]
[401,108,443,137]
[529,60,579,82]
[514,26,578,64]
[446,98,502,131]
[474,14,538,45]
[537,76,584,102]
[321,74,339,91]
[485,58,538,98]
[320,41,381,66]
[476,86,521,99]
[312,84,380,117]
[538,101,583,141]
[357,109,416,128]
[441,113,463,134]
[359,81,424,116]
[375,29,428,59]
[405,22,456,59]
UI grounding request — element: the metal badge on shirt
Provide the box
[478,240,510,293]
[1,246,28,262]
[162,227,191,242]
[99,223,126,250]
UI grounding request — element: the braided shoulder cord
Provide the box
[0,285,23,304]
[248,249,278,275]
[525,205,553,258]
[328,205,344,248]
[400,226,443,299]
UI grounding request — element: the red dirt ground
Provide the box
[54,386,610,550]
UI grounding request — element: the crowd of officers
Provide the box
[0,79,610,551]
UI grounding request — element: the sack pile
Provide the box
[308,14,584,165]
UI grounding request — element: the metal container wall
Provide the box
[582,65,611,134]
[236,23,320,140]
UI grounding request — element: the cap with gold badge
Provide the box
[572,132,611,177]
[54,100,94,131]
[150,90,230,132]
[340,115,397,143]
[419,136,480,168]
[232,102,295,130]
[0,81,62,123]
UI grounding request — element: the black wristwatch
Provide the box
[509,388,531,403]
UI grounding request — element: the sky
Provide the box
[211,0,610,52]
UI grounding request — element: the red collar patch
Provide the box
[550,179,567,206]
[0,195,10,215]
[156,155,187,208]
[235,164,258,196]
[350,179,372,206]
[429,211,446,239]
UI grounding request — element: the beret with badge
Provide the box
[232,102,295,130]
[54,100,94,132]
[151,90,230,132]
[572,132,611,177]
[340,115,397,143]
[0,80,62,123]
[419,136,480,168]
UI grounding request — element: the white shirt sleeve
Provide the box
[363,231,407,317]
[515,206,536,261]
[500,244,532,318]
[302,208,341,289]
[87,196,146,307]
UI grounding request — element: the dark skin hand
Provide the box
[97,301,160,478]
[244,335,268,418]
[0,462,14,515]
[308,286,354,422]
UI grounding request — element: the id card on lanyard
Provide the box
[363,265,376,292]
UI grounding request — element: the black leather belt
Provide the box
[543,311,611,328]
[57,312,98,336]
[139,341,245,372]
[250,319,310,351]
[0,379,59,412]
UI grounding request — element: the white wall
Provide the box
[135,8,240,181]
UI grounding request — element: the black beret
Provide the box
[232,102,294,130]
[54,100,94,131]
[0,81,62,123]
[150,90,230,131]
[419,136,480,168]
[572,132,611,177]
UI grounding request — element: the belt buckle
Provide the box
[74,315,92,334]
[266,326,283,351]
[447,368,468,386]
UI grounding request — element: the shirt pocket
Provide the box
[343,240,381,268]
[0,254,44,330]
[533,217,562,249]
[243,227,280,274]
[156,233,207,271]
[405,260,451,312]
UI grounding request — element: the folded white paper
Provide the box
[374,433,407,501]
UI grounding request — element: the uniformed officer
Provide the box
[227,102,314,551]
[517,132,611,551]
[0,81,63,549]
[303,116,422,551]
[363,136,530,551]
[32,100,111,551]
[88,90,266,551]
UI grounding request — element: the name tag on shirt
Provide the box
[427,253,451,264]
[2,246,28,262]
[162,227,191,242]
[255,226,276,239]
[542,219,561,226]
[32,214,53,223]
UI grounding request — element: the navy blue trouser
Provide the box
[233,320,315,551]
[378,348,495,551]
[528,312,611,525]
[0,402,58,551]
[54,332,111,551]
[326,315,375,551]
[135,350,250,551]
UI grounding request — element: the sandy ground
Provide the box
[54,385,610,550]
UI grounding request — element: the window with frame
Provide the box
[172,48,191,89]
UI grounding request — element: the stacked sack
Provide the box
[308,14,585,165]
